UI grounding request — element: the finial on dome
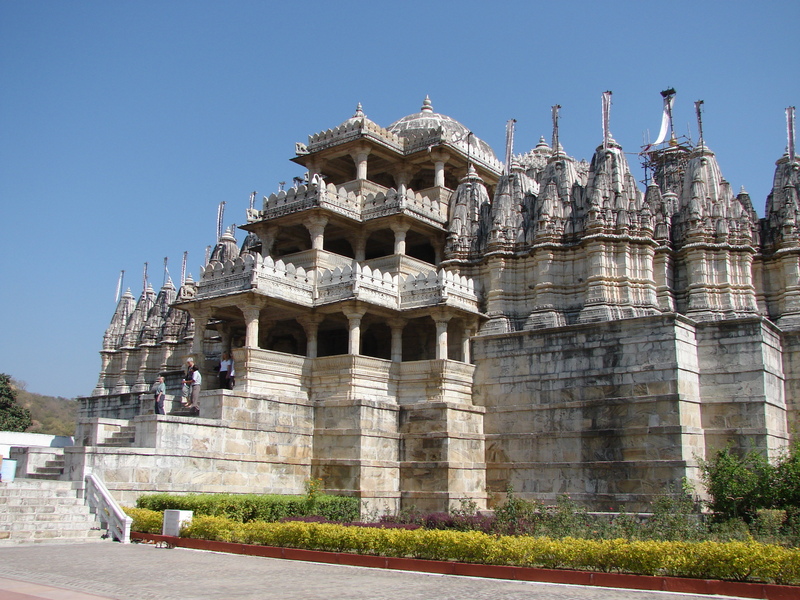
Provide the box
[421,95,433,113]
[353,102,364,118]
[740,185,748,195]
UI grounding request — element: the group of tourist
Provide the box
[148,352,235,416]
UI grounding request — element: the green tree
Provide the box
[0,373,32,432]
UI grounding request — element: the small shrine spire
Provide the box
[421,95,433,113]
[162,257,169,288]
[787,106,797,161]
[142,262,148,295]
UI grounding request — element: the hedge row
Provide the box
[135,492,359,523]
[125,509,800,585]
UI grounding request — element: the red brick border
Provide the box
[131,532,798,599]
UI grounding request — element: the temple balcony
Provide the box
[247,181,449,228]
[193,254,480,313]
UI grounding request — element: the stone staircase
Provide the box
[0,479,106,544]
[26,455,66,479]
[97,425,136,447]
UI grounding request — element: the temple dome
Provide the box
[388,96,497,159]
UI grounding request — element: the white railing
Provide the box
[85,473,132,543]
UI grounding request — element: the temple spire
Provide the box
[788,106,796,161]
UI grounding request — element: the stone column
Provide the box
[304,215,329,251]
[434,238,444,265]
[354,233,367,262]
[216,323,232,353]
[241,305,261,349]
[190,309,211,356]
[431,151,450,188]
[390,222,410,256]
[343,306,367,355]
[350,145,371,181]
[388,318,406,362]
[432,312,451,360]
[394,169,410,197]
[298,315,323,358]
[261,226,278,257]
[462,324,475,364]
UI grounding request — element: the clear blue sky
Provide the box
[1,1,798,398]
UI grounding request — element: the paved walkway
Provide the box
[0,541,751,600]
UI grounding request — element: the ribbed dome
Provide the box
[388,96,497,158]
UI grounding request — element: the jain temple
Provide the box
[40,95,800,512]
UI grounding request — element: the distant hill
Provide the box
[12,380,77,436]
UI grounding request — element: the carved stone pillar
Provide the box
[304,215,329,250]
[241,305,261,349]
[306,158,326,179]
[354,233,367,262]
[394,169,411,197]
[261,226,278,257]
[190,309,211,356]
[432,312,451,360]
[431,151,450,188]
[216,323,232,353]
[388,318,406,362]
[390,222,410,256]
[298,315,323,358]
[343,306,367,355]
[350,145,371,181]
[462,324,475,364]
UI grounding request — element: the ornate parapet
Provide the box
[400,269,480,313]
[248,181,448,228]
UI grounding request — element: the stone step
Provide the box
[0,504,97,523]
[33,466,64,474]
[25,472,63,480]
[44,459,65,467]
[0,478,77,490]
[0,477,106,544]
[0,528,105,545]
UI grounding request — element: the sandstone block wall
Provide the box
[473,314,706,511]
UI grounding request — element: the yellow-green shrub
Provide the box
[123,507,163,534]
[156,514,800,585]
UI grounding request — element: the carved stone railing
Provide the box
[85,472,132,543]
[247,181,448,227]
[306,118,404,153]
[197,254,479,313]
[400,269,479,311]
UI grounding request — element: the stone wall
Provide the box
[473,314,707,511]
